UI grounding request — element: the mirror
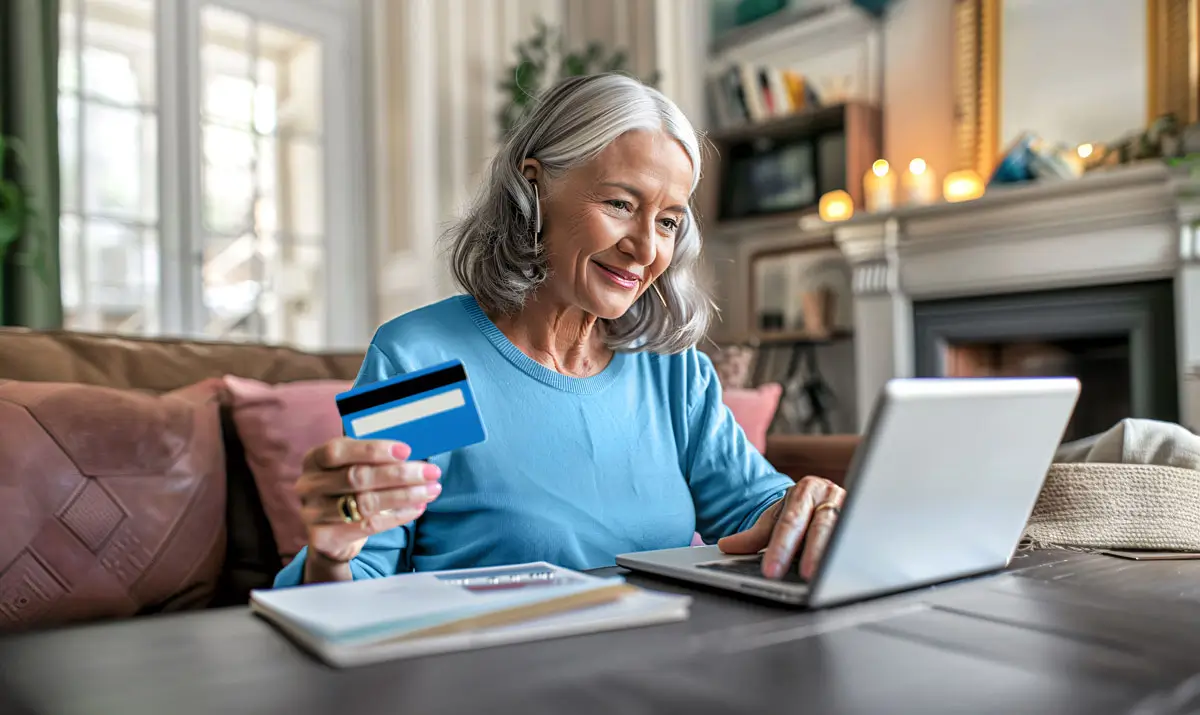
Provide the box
[953,0,1198,176]
[749,247,852,339]
[1000,0,1146,150]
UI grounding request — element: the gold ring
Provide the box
[814,501,841,517]
[337,494,362,523]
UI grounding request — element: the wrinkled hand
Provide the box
[296,438,442,563]
[717,476,846,580]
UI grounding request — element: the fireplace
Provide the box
[913,280,1178,442]
[831,164,1200,434]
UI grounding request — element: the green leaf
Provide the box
[514,59,538,85]
[0,179,27,249]
[0,132,52,284]
[562,55,586,76]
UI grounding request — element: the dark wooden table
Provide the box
[3,550,1200,715]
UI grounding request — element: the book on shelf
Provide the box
[250,561,692,667]
[707,63,823,130]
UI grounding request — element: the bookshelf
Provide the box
[708,101,850,144]
[697,3,886,240]
[699,3,882,434]
[696,102,881,236]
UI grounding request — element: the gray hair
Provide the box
[442,73,713,355]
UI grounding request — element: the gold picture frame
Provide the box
[953,0,1200,177]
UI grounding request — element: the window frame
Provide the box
[61,0,371,348]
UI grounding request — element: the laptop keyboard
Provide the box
[697,555,809,584]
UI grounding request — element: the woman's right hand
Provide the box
[296,438,442,564]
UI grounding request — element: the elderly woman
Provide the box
[274,73,845,589]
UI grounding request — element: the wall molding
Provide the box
[851,259,891,296]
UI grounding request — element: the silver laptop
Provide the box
[616,377,1081,608]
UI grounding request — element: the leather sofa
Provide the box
[0,328,858,630]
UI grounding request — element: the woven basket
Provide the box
[1024,463,1200,552]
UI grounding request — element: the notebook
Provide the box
[250,562,691,667]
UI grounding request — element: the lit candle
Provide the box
[942,169,985,203]
[818,190,854,222]
[902,158,938,205]
[1073,142,1105,173]
[863,159,897,213]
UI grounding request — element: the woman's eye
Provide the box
[607,200,633,212]
[659,218,680,232]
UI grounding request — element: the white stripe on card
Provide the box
[351,388,466,435]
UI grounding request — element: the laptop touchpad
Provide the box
[697,556,809,584]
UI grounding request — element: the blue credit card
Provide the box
[335,359,487,461]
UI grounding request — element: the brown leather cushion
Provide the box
[0,380,226,630]
[0,328,363,392]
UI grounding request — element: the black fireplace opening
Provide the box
[913,280,1178,443]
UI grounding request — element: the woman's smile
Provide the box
[591,260,641,290]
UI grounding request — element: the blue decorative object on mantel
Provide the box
[989,134,1037,185]
[989,131,1084,186]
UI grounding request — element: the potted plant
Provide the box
[498,19,659,136]
[0,132,47,323]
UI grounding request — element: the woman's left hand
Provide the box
[716,476,846,581]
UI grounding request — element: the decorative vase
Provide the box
[800,287,836,337]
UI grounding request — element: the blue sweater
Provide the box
[274,295,792,586]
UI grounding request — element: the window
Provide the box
[57,0,368,349]
[58,0,159,334]
[197,6,327,344]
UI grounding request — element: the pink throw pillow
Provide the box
[722,382,782,454]
[221,376,351,565]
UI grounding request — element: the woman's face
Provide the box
[527,129,694,321]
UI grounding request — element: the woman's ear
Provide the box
[520,158,542,184]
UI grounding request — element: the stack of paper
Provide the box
[250,562,691,667]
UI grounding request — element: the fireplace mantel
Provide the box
[830,163,1200,431]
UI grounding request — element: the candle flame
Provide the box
[819,190,854,222]
[943,170,984,203]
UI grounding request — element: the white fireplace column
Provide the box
[838,218,913,431]
[831,163,1200,434]
[1171,197,1200,432]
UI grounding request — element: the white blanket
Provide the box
[1054,418,1200,470]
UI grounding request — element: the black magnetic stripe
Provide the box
[336,364,467,416]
